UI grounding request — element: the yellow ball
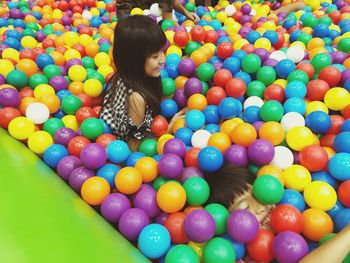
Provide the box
[283,164,312,192]
[0,59,15,77]
[324,87,350,111]
[286,126,314,151]
[94,52,111,67]
[96,1,106,9]
[68,65,87,82]
[90,7,100,16]
[157,135,174,155]
[63,32,79,47]
[274,79,287,88]
[304,181,337,211]
[263,21,276,31]
[8,117,35,140]
[157,182,186,213]
[254,38,271,51]
[62,115,79,131]
[34,84,55,99]
[64,49,81,61]
[83,79,102,97]
[234,39,249,50]
[188,242,204,261]
[52,9,63,19]
[130,7,144,15]
[2,48,19,62]
[165,31,175,45]
[216,11,228,23]
[79,34,93,47]
[28,131,53,154]
[305,101,329,116]
[21,36,38,49]
[97,65,114,78]
[166,45,182,57]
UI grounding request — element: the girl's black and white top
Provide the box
[100,77,153,141]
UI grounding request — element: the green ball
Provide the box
[204,203,229,236]
[26,22,39,31]
[161,19,176,31]
[99,43,111,53]
[87,71,105,84]
[22,28,36,37]
[242,54,261,73]
[323,37,333,47]
[318,16,332,26]
[165,245,199,263]
[311,53,332,73]
[185,2,196,12]
[46,47,55,54]
[253,174,284,204]
[139,139,157,156]
[248,162,261,175]
[61,95,82,115]
[202,237,236,263]
[29,73,49,89]
[256,66,276,86]
[337,37,350,53]
[325,7,337,14]
[153,176,169,191]
[246,80,266,98]
[162,78,176,97]
[82,57,96,69]
[80,118,104,140]
[6,70,28,89]
[185,41,201,56]
[297,33,312,46]
[303,15,318,28]
[43,64,61,79]
[287,70,309,84]
[184,177,210,206]
[260,100,284,122]
[197,63,215,82]
[202,81,209,95]
[43,118,65,136]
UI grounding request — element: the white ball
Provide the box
[26,102,50,124]
[250,9,257,16]
[269,50,288,62]
[82,10,92,20]
[287,45,305,63]
[225,5,236,16]
[191,130,212,149]
[143,9,151,16]
[150,3,162,17]
[270,146,294,170]
[280,112,305,132]
[243,96,264,109]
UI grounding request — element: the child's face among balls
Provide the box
[145,50,165,77]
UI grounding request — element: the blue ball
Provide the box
[223,57,241,75]
[198,146,224,172]
[285,80,307,99]
[218,97,242,119]
[160,99,179,119]
[305,111,331,134]
[125,152,146,167]
[216,36,232,45]
[203,105,221,124]
[53,109,65,119]
[283,18,297,30]
[166,54,181,65]
[328,153,350,181]
[344,79,350,92]
[275,59,296,78]
[205,124,220,134]
[209,56,222,64]
[106,140,130,164]
[311,171,338,189]
[96,164,120,188]
[222,234,245,260]
[3,37,21,50]
[165,64,179,79]
[43,144,69,168]
[56,90,72,101]
[36,54,55,70]
[246,31,261,44]
[6,29,21,40]
[341,120,350,132]
[327,200,344,219]
[197,19,210,27]
[210,20,222,31]
[175,127,194,146]
[153,154,162,163]
[138,224,171,259]
[0,18,8,27]
[160,69,169,79]
[289,30,303,43]
[278,189,306,212]
[101,120,112,134]
[232,50,247,62]
[234,71,251,85]
[334,209,350,232]
[185,110,205,131]
[262,30,278,45]
[334,132,350,153]
[313,23,329,38]
[13,19,26,29]
[243,106,261,124]
[328,29,340,40]
[283,97,306,115]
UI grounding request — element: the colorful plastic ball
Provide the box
[227,209,259,243]
[157,182,186,213]
[96,164,119,188]
[164,212,188,244]
[225,78,246,99]
[81,176,110,206]
[286,44,305,64]
[6,69,28,89]
[286,127,314,151]
[100,193,131,224]
[328,153,350,181]
[165,245,199,263]
[196,63,215,82]
[318,66,341,87]
[0,59,15,77]
[207,132,231,153]
[185,110,205,131]
[183,177,210,206]
[67,136,91,158]
[187,94,207,111]
[69,167,95,192]
[324,88,350,111]
[222,57,240,75]
[242,54,261,73]
[184,209,216,243]
[118,208,150,241]
[224,144,248,167]
[299,145,328,172]
[198,146,224,173]
[248,139,275,165]
[202,237,236,263]
[213,69,233,88]
[258,121,285,146]
[278,189,306,212]
[311,53,332,73]
[218,97,242,119]
[8,116,35,140]
[0,88,21,107]
[204,203,229,236]
[338,180,350,208]
[139,139,158,157]
[217,42,234,59]
[162,78,176,97]
[305,111,331,134]
[285,80,307,99]
[256,66,276,86]
[283,165,311,192]
[43,144,69,169]
[334,209,350,232]
[302,208,333,241]
[206,86,226,105]
[61,95,82,115]
[304,181,337,211]
[36,54,54,70]
[184,78,203,97]
[115,167,142,195]
[178,58,196,77]
[246,229,274,262]
[191,129,211,149]
[273,232,308,263]
[80,143,107,170]
[311,171,337,190]
[275,59,296,78]
[253,175,284,205]
[83,78,102,97]
[287,70,309,85]
[80,118,104,140]
[337,37,350,53]
[230,123,257,147]
[57,156,82,181]
[259,100,284,122]
[280,112,305,132]
[28,131,54,154]
[158,153,183,179]
[134,157,158,183]
[106,140,130,164]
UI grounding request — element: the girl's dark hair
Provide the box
[204,164,255,209]
[105,15,166,115]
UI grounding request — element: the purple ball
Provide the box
[134,187,160,218]
[178,58,196,77]
[50,76,69,91]
[101,193,131,224]
[263,58,278,67]
[257,17,268,23]
[65,58,83,70]
[180,167,204,183]
[163,39,171,53]
[118,208,150,241]
[227,209,259,243]
[9,8,23,19]
[238,26,252,39]
[224,145,248,167]
[341,69,350,85]
[0,74,5,85]
[163,138,186,158]
[184,209,216,243]
[69,167,94,192]
[35,31,46,42]
[254,48,270,62]
[217,30,228,38]
[184,78,203,97]
[248,139,275,165]
[252,121,264,132]
[80,143,107,170]
[59,66,68,76]
[332,51,348,64]
[155,212,168,225]
[61,16,72,26]
[54,128,77,146]
[273,231,309,263]
[240,15,252,25]
[158,153,184,179]
[213,62,223,71]
[0,88,21,107]
[57,155,82,181]
[174,88,188,108]
[293,151,300,164]
[240,3,251,14]
[98,38,111,45]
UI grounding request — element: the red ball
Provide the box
[92,96,103,107]
[270,204,303,233]
[0,107,22,129]
[106,2,116,12]
[299,145,328,172]
[76,107,98,124]
[320,134,335,148]
[20,49,36,61]
[264,84,285,102]
[273,32,285,49]
[340,6,350,13]
[164,212,189,244]
[32,47,46,57]
[77,93,93,107]
[225,78,246,98]
[58,1,69,11]
[151,115,169,137]
[93,106,101,116]
[20,87,34,98]
[241,43,256,54]
[232,11,243,22]
[174,30,189,48]
[247,229,274,262]
[342,105,350,119]
[217,42,234,59]
[85,0,96,7]
[296,62,315,79]
[338,180,350,208]
[72,43,86,57]
[306,79,329,101]
[184,147,200,168]
[96,134,116,148]
[191,26,206,42]
[68,136,91,157]
[318,66,341,87]
[328,115,345,134]
[213,69,233,88]
[206,86,226,105]
[42,38,55,49]
[328,11,341,24]
[204,30,218,44]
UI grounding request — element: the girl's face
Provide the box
[229,186,274,229]
[145,50,165,77]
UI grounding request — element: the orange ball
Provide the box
[220,118,242,136]
[302,208,333,241]
[68,81,84,95]
[19,97,38,115]
[343,57,350,69]
[307,37,324,51]
[38,94,60,114]
[190,50,207,67]
[135,157,158,183]
[187,94,208,111]
[115,167,142,195]
[50,51,66,66]
[157,182,186,213]
[16,59,39,78]
[85,43,100,57]
[172,118,186,133]
[81,176,110,205]
[257,165,284,185]
[258,121,285,146]
[230,123,257,147]
[175,75,188,90]
[208,132,231,153]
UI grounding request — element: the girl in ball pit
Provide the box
[100,15,186,151]
[205,163,350,263]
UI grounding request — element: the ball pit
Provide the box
[2,0,350,261]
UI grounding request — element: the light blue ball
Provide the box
[185,110,205,131]
[218,97,242,119]
[328,153,350,181]
[106,140,130,164]
[96,164,120,188]
[198,146,224,172]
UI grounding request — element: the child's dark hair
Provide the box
[204,164,255,209]
[105,15,166,115]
